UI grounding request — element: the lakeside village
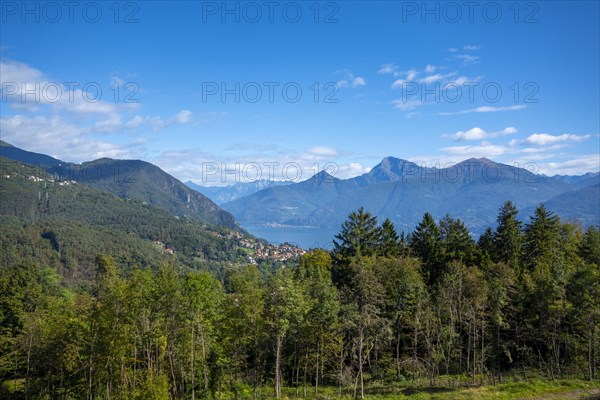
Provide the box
[154,230,306,264]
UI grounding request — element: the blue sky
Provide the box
[1,0,599,185]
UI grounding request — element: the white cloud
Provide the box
[120,110,194,132]
[150,145,357,185]
[351,77,366,88]
[391,69,419,89]
[452,127,487,141]
[0,60,196,140]
[392,98,425,111]
[450,126,517,141]
[439,105,527,116]
[378,64,398,74]
[441,142,509,158]
[524,133,590,146]
[125,115,145,128]
[448,48,458,52]
[424,64,436,73]
[306,146,338,157]
[455,54,481,65]
[336,70,366,90]
[463,45,481,51]
[535,155,600,175]
[391,79,407,89]
[419,72,457,84]
[174,109,192,124]
[336,162,370,179]
[0,60,45,87]
[0,114,134,161]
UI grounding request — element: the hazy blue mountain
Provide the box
[523,184,600,227]
[222,157,591,234]
[186,179,291,205]
[0,142,240,230]
[552,172,600,189]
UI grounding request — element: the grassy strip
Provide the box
[272,379,600,400]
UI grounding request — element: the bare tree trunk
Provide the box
[293,345,298,397]
[339,339,344,397]
[467,320,471,384]
[315,340,320,395]
[200,324,209,392]
[480,323,485,384]
[191,322,195,400]
[169,347,177,399]
[396,315,402,380]
[275,333,282,398]
[358,327,364,399]
[25,332,33,400]
[88,352,93,400]
[303,352,307,397]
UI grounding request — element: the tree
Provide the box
[296,250,340,394]
[494,201,522,270]
[378,256,425,379]
[579,226,600,265]
[333,208,380,261]
[438,214,475,265]
[568,260,600,380]
[478,227,495,258]
[223,266,266,399]
[183,272,224,399]
[410,213,442,286]
[522,204,560,270]
[378,219,400,257]
[484,262,515,378]
[265,268,308,398]
[341,257,389,399]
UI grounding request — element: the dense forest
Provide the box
[1,190,599,399]
[0,157,290,285]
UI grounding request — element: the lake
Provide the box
[243,225,339,250]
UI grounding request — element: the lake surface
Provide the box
[243,226,339,250]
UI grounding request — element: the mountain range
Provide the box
[186,179,291,205]
[220,156,599,234]
[2,142,598,240]
[0,140,239,230]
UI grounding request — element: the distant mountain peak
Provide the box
[307,169,339,183]
[314,169,336,179]
[460,157,495,165]
[357,156,421,184]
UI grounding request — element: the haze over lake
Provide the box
[244,225,339,250]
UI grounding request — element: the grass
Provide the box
[271,378,600,400]
[2,376,598,399]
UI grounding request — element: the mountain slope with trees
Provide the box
[0,141,239,230]
[0,157,285,284]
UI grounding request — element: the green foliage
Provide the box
[0,157,270,284]
[410,212,442,286]
[2,178,599,400]
[493,201,522,270]
[333,207,382,260]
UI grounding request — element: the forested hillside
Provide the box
[1,174,598,399]
[0,141,240,230]
[0,157,289,284]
